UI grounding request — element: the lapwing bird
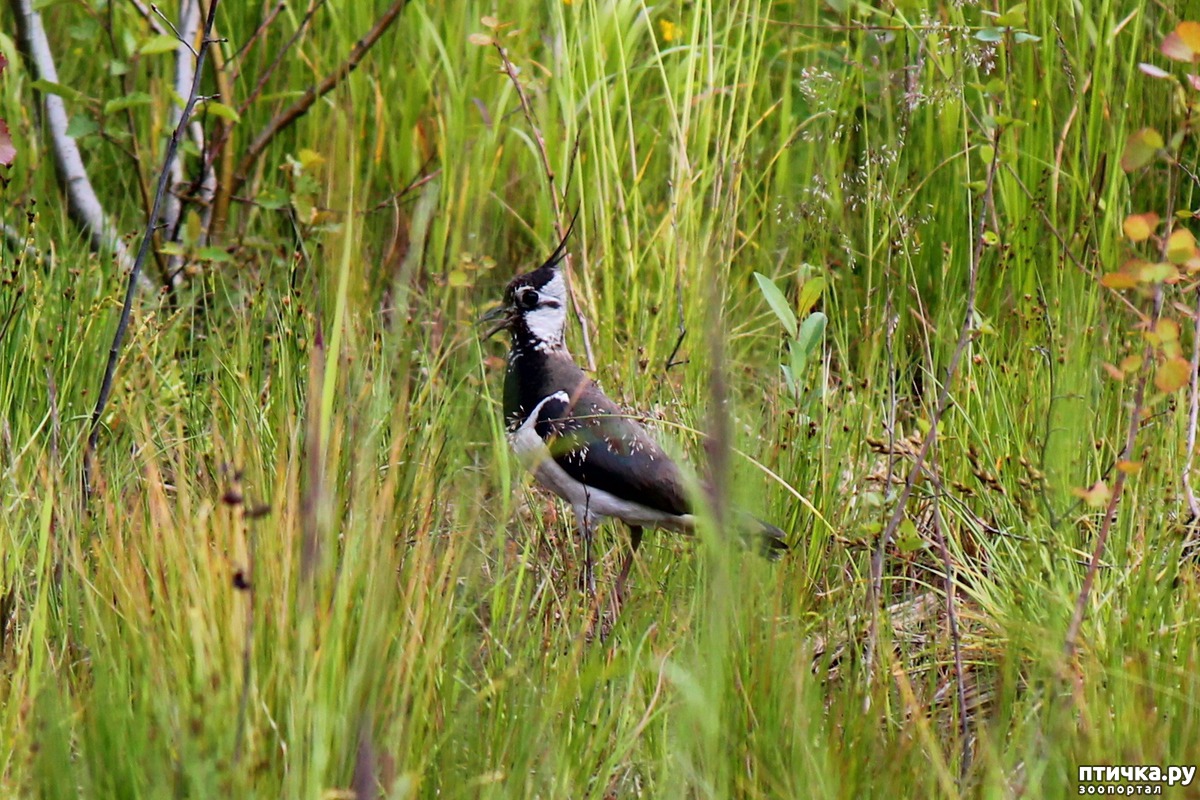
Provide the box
[482,229,789,596]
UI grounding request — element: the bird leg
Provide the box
[614,525,643,602]
[577,506,596,596]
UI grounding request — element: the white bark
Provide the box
[163,0,217,286]
[12,0,139,279]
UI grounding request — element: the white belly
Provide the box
[507,392,694,532]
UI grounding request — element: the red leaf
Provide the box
[1162,32,1196,62]
[0,119,15,167]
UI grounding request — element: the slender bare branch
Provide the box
[1063,170,1175,658]
[492,42,596,372]
[229,0,410,200]
[10,0,138,280]
[1183,285,1200,520]
[84,0,223,497]
[161,0,217,288]
[865,127,1002,696]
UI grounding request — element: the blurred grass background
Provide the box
[1,0,1199,796]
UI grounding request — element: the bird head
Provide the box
[480,218,576,349]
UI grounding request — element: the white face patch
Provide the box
[523,272,567,349]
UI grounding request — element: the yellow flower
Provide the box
[659,19,678,42]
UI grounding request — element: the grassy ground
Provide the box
[2,0,1200,796]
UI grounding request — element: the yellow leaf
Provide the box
[467,32,492,46]
[1119,354,1143,373]
[298,148,324,172]
[1162,32,1196,62]
[1166,227,1197,264]
[1138,262,1178,283]
[1100,271,1137,289]
[1122,212,1158,242]
[1177,21,1200,52]
[1116,460,1143,475]
[1156,318,1180,342]
[1073,480,1111,508]
[1154,356,1192,393]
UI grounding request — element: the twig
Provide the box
[227,1,286,75]
[229,0,409,200]
[233,0,325,122]
[363,151,441,215]
[492,42,596,371]
[162,0,217,289]
[866,126,1002,689]
[127,0,169,37]
[231,507,257,765]
[930,465,971,778]
[9,0,138,280]
[83,0,222,497]
[152,3,198,57]
[1183,284,1200,520]
[1063,172,1175,659]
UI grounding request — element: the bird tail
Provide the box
[753,519,790,559]
[728,511,788,558]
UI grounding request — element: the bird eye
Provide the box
[517,288,539,310]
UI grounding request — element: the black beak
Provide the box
[478,304,514,339]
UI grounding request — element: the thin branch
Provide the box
[152,2,198,57]
[229,0,409,200]
[492,42,596,371]
[1183,283,1200,520]
[930,468,971,778]
[233,0,325,122]
[866,126,1003,686]
[227,0,286,77]
[1063,170,1175,659]
[10,0,138,280]
[363,151,441,215]
[162,0,217,289]
[127,0,169,37]
[84,0,222,497]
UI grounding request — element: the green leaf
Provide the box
[29,79,86,104]
[184,211,202,246]
[895,519,925,552]
[975,27,1004,43]
[256,187,291,210]
[197,246,233,263]
[796,312,827,362]
[65,114,99,139]
[196,100,241,123]
[158,241,187,257]
[104,92,153,115]
[1120,128,1163,172]
[996,4,1026,27]
[796,276,826,316]
[1013,31,1041,43]
[139,35,180,55]
[753,272,796,338]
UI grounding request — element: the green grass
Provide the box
[2,0,1200,796]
